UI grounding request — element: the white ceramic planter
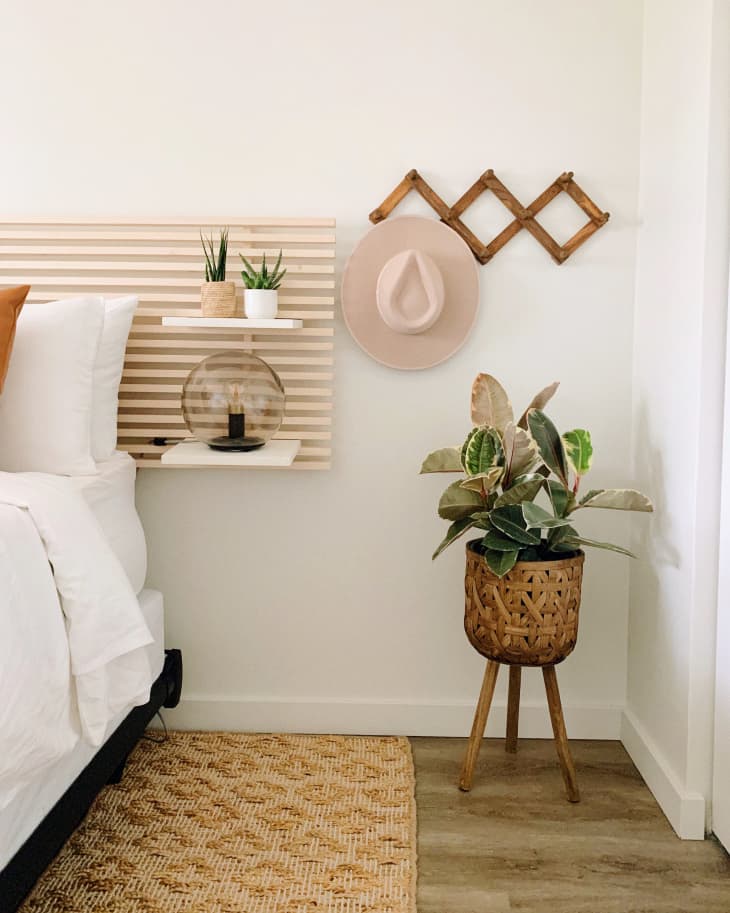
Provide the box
[244,289,278,319]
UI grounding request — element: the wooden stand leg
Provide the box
[542,666,580,803]
[505,666,521,754]
[459,660,500,792]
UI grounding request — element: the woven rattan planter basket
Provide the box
[464,541,584,667]
[201,281,237,317]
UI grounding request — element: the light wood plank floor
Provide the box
[412,738,730,913]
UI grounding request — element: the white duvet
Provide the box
[0,473,154,810]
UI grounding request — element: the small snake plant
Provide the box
[240,250,286,290]
[421,374,653,576]
[201,227,229,282]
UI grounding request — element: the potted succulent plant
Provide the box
[200,227,236,317]
[421,373,653,667]
[240,250,286,319]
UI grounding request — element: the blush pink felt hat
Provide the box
[341,216,480,370]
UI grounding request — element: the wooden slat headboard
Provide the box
[0,218,336,470]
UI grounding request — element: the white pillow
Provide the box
[0,296,105,475]
[91,296,137,462]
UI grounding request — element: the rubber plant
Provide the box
[421,374,653,576]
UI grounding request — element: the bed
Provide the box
[0,291,183,912]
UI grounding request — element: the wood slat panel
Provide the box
[25,291,335,305]
[0,275,334,289]
[0,230,335,242]
[0,246,335,258]
[0,218,336,469]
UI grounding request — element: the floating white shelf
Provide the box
[160,439,300,468]
[162,316,303,329]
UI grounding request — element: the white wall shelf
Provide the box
[160,439,300,468]
[162,316,303,329]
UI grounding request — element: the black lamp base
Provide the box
[207,436,266,452]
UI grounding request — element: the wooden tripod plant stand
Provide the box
[459,661,580,802]
[461,545,585,803]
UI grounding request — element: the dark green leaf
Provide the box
[482,530,523,551]
[546,524,578,552]
[432,518,478,559]
[485,547,520,577]
[546,480,575,517]
[528,410,569,486]
[494,473,544,507]
[490,505,541,545]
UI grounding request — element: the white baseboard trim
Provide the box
[620,709,706,839]
[162,695,622,739]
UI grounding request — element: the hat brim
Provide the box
[341,216,480,370]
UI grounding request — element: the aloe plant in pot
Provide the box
[240,250,286,319]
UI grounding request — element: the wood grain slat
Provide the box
[0,276,335,289]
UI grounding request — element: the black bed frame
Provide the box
[0,648,183,913]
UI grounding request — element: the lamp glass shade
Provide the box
[181,351,285,451]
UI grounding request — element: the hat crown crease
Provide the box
[376,249,445,336]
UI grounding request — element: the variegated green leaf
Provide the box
[522,501,573,530]
[517,380,560,429]
[560,535,636,558]
[528,410,569,487]
[460,427,478,471]
[463,427,503,476]
[485,547,520,577]
[471,374,514,431]
[501,421,539,486]
[578,489,653,512]
[546,480,576,517]
[432,518,479,559]
[420,447,463,473]
[489,505,541,545]
[460,466,503,493]
[438,480,484,521]
[494,473,545,507]
[563,429,593,477]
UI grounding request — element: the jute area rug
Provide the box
[22,732,417,913]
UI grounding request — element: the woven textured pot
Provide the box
[201,281,237,317]
[464,541,584,667]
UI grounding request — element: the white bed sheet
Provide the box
[69,451,147,595]
[0,588,165,870]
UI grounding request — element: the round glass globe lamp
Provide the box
[182,351,285,451]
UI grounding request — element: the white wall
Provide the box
[1,1,643,737]
[625,0,730,839]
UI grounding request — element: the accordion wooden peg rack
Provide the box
[369,169,609,265]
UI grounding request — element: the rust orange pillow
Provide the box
[0,285,30,393]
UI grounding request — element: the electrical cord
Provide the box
[142,710,168,744]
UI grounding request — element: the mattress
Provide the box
[0,588,165,869]
[70,451,147,594]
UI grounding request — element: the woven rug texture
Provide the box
[21,732,417,913]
